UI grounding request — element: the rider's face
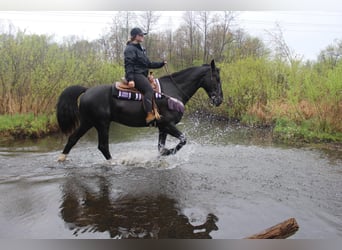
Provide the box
[136,34,145,43]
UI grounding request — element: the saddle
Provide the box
[113,72,162,120]
[115,72,161,94]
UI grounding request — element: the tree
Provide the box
[165,28,173,63]
[182,11,198,65]
[211,11,236,62]
[138,11,160,53]
[266,23,303,66]
[100,11,137,64]
[318,39,342,68]
[222,29,268,62]
[197,11,213,63]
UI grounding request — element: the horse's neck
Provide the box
[166,66,208,103]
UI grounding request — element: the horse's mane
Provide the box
[159,64,210,81]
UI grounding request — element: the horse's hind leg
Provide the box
[95,121,112,160]
[58,122,92,162]
[159,124,187,156]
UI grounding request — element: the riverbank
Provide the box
[186,112,342,151]
[0,113,59,140]
[0,113,341,152]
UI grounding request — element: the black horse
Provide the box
[57,59,223,162]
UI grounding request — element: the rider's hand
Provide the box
[164,60,167,65]
[128,81,135,88]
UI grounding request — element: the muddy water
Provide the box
[0,117,341,239]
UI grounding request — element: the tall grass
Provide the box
[0,32,124,115]
[190,58,342,142]
[0,113,58,139]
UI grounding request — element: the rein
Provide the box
[163,64,211,107]
[163,63,192,102]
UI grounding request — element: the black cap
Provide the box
[130,27,147,37]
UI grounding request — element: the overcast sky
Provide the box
[1,11,342,60]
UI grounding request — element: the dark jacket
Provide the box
[124,42,165,82]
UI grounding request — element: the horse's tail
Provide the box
[56,85,87,134]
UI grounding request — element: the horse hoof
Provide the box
[107,159,117,166]
[58,154,67,162]
[160,148,171,156]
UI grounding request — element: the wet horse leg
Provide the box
[158,129,168,155]
[159,125,187,156]
[58,122,92,162]
[95,121,112,160]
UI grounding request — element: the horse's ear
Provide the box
[210,59,216,71]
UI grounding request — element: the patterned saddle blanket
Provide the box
[113,77,162,101]
[111,77,185,114]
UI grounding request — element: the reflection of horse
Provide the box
[60,176,219,239]
[57,60,223,161]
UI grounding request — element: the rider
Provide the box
[124,27,166,124]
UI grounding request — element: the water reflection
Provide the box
[60,175,218,239]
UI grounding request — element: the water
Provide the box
[0,117,341,239]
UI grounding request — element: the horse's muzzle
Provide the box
[211,95,223,107]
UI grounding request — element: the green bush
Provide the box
[0,113,58,139]
[188,56,342,142]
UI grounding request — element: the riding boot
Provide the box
[146,112,156,124]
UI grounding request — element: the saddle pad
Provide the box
[113,79,162,101]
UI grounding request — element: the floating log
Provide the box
[245,217,299,239]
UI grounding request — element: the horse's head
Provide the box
[201,60,223,107]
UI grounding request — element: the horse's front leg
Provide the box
[158,129,169,156]
[159,125,187,156]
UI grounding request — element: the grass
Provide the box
[273,118,342,144]
[0,113,59,139]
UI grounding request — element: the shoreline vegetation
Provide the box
[1,14,341,147]
[0,112,341,148]
[0,113,59,139]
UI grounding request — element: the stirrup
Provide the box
[146,113,156,125]
[146,119,157,127]
[146,117,156,124]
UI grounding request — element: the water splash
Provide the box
[107,149,170,169]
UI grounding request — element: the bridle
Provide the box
[163,63,191,102]
[161,63,220,107]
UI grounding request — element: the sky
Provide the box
[0,11,342,60]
